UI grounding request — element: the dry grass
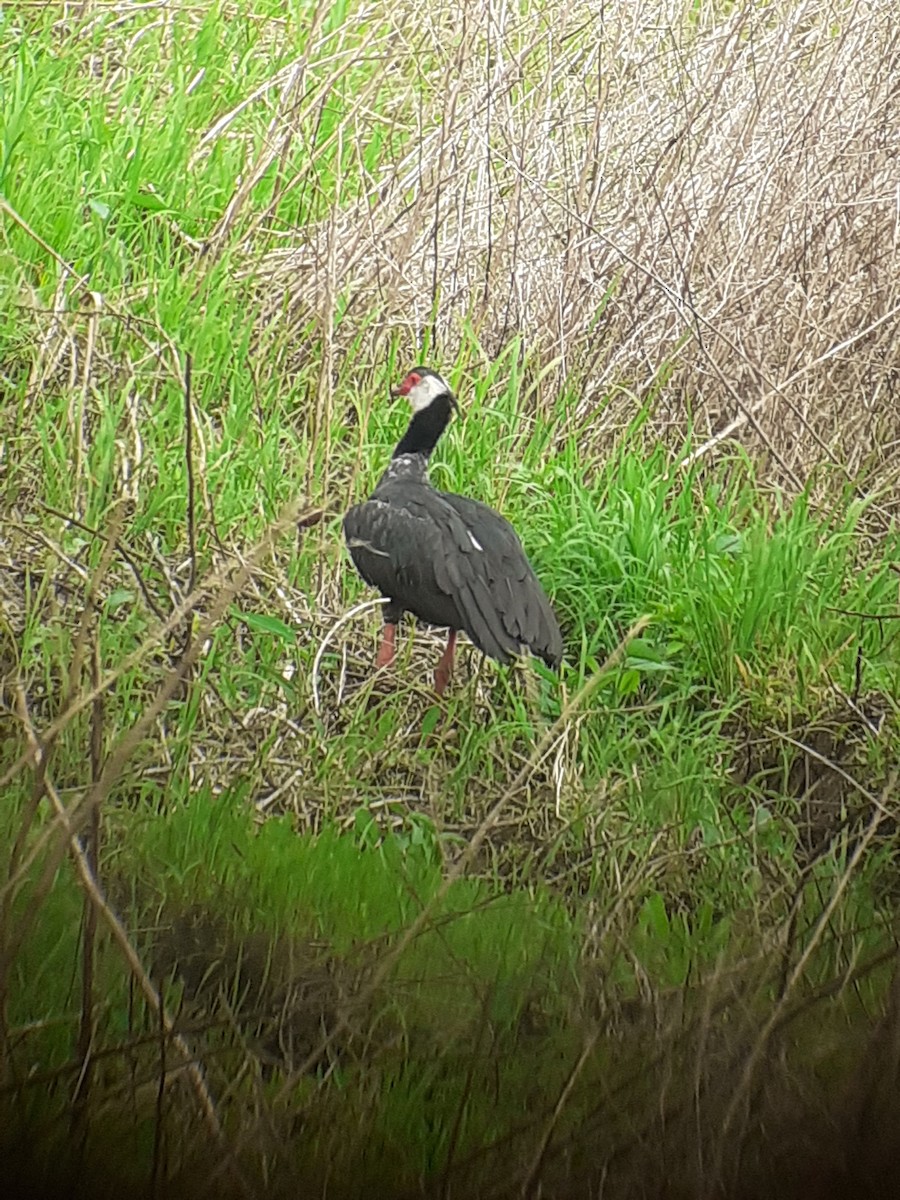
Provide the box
[229,0,900,491]
[6,1,900,488]
[3,1,900,1197]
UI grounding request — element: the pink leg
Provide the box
[376,622,397,669]
[434,630,457,696]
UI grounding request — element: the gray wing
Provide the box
[344,491,562,668]
[444,494,563,668]
[343,497,467,635]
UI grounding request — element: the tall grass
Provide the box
[2,2,899,1197]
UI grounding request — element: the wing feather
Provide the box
[344,480,563,668]
[344,499,464,630]
[440,494,563,667]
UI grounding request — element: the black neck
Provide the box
[392,394,454,459]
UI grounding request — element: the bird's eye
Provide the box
[408,373,421,386]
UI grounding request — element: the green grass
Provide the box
[2,3,900,1197]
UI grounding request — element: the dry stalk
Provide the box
[707,768,898,1195]
[12,691,253,1200]
[236,0,900,491]
[519,1028,601,1200]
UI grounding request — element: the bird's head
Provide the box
[391,367,459,415]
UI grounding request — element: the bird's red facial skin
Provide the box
[392,371,421,397]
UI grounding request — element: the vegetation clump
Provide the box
[2,1,899,1196]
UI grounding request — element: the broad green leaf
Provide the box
[237,611,297,642]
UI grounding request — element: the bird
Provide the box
[343,366,563,695]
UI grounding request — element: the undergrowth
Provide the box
[2,2,900,1198]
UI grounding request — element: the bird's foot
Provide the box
[433,630,457,697]
[375,623,397,668]
[434,662,452,696]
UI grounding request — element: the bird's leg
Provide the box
[434,630,457,696]
[375,622,397,669]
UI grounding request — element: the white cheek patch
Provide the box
[408,373,451,412]
[467,531,484,551]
